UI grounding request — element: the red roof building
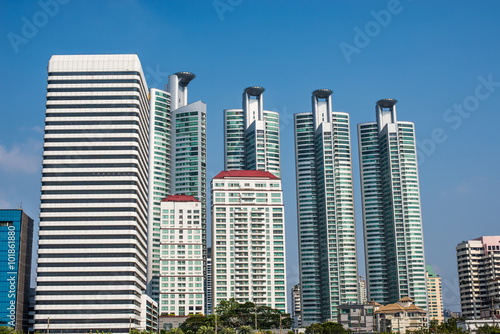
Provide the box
[162,195,199,202]
[213,170,279,179]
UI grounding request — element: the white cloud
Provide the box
[0,140,42,174]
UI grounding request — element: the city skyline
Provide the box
[1,1,500,315]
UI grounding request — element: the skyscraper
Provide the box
[35,54,152,333]
[224,87,280,177]
[358,99,427,309]
[294,89,358,324]
[456,236,500,319]
[147,72,207,304]
[159,195,205,316]
[211,170,287,312]
[0,209,33,333]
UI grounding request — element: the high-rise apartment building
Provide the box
[211,170,287,312]
[35,54,152,333]
[291,284,301,328]
[159,195,204,316]
[0,209,33,333]
[358,276,367,304]
[224,87,280,177]
[426,265,444,323]
[456,236,500,319]
[147,73,207,304]
[358,99,427,309]
[206,247,212,315]
[294,89,358,324]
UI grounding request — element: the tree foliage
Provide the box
[180,299,292,331]
[477,324,500,334]
[304,322,351,334]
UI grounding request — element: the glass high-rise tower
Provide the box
[294,89,358,325]
[224,86,280,177]
[358,99,427,309]
[147,73,207,304]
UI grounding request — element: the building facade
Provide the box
[224,87,280,177]
[147,72,207,304]
[0,210,33,332]
[358,276,368,304]
[291,284,301,328]
[358,99,427,309]
[338,304,375,333]
[374,297,427,333]
[456,236,500,319]
[426,265,444,323]
[294,89,358,324]
[211,170,287,312]
[206,247,212,315]
[35,54,151,333]
[159,195,204,316]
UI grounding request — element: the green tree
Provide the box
[168,328,186,334]
[238,325,253,334]
[305,322,350,334]
[477,324,500,334]
[197,326,215,334]
[219,328,237,334]
[180,315,211,333]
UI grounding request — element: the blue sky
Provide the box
[1,0,500,312]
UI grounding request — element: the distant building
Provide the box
[374,297,427,333]
[358,276,367,304]
[159,195,205,316]
[338,304,375,333]
[292,284,301,328]
[443,309,461,319]
[140,295,158,332]
[456,236,500,319]
[211,170,287,312]
[426,265,444,323]
[0,209,33,333]
[206,247,212,315]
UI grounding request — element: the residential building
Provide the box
[140,295,159,332]
[206,247,212,315]
[456,236,500,319]
[211,170,287,312]
[294,89,358,324]
[0,209,33,333]
[159,195,205,316]
[147,72,207,304]
[35,54,151,333]
[375,297,427,333]
[358,99,427,309]
[338,304,375,333]
[426,265,444,323]
[358,276,368,304]
[291,284,301,328]
[224,86,281,177]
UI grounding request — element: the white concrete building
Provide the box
[159,195,205,316]
[211,170,287,312]
[456,236,500,319]
[358,276,367,304]
[35,54,150,333]
[291,284,301,328]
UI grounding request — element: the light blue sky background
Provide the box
[1,0,499,312]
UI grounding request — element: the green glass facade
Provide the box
[358,99,427,310]
[294,91,358,325]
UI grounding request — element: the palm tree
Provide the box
[197,326,215,334]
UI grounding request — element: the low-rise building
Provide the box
[338,304,375,333]
[292,284,301,328]
[140,294,158,332]
[375,297,427,333]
